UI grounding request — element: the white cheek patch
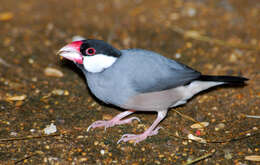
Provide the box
[83,54,117,73]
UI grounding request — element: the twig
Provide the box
[170,26,260,51]
[0,133,60,142]
[173,109,205,128]
[183,150,215,165]
[0,57,11,67]
[245,115,260,119]
[172,131,260,144]
[14,152,41,164]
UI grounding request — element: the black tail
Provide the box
[199,75,249,84]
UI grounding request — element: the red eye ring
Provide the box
[86,48,96,55]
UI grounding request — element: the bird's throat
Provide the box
[83,54,117,73]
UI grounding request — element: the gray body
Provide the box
[59,39,247,144]
[79,49,221,111]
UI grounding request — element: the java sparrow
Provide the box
[57,39,248,144]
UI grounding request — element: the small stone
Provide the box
[45,145,50,149]
[175,53,181,59]
[182,141,188,145]
[96,106,102,111]
[46,23,54,32]
[100,149,105,155]
[72,35,86,42]
[190,122,209,129]
[44,67,63,78]
[205,64,214,70]
[43,123,57,135]
[10,132,18,136]
[159,154,164,158]
[48,157,58,162]
[52,89,65,95]
[186,42,193,48]
[198,95,209,104]
[3,121,10,125]
[186,7,196,17]
[30,129,36,133]
[155,160,161,164]
[229,53,237,62]
[28,58,34,64]
[103,114,113,120]
[90,102,97,107]
[79,157,88,162]
[64,90,69,95]
[32,77,38,82]
[215,123,225,131]
[77,135,84,139]
[43,157,48,163]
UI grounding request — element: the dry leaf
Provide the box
[184,30,201,38]
[190,122,209,129]
[245,155,260,161]
[0,12,14,21]
[6,95,27,101]
[44,67,63,78]
[188,134,207,143]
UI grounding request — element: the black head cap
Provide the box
[80,39,121,57]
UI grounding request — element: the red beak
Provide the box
[57,41,83,64]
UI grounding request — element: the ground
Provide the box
[0,0,259,164]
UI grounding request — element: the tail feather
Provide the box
[199,75,248,84]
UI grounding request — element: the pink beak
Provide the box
[57,41,83,64]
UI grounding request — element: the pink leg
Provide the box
[117,110,167,145]
[87,110,140,131]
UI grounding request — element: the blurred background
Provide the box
[0,0,259,164]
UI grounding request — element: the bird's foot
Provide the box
[117,127,162,145]
[87,117,140,131]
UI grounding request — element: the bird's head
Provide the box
[57,39,121,73]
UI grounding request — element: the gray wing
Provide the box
[120,49,201,93]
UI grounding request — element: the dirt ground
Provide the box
[0,0,259,164]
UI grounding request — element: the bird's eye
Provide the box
[86,48,96,55]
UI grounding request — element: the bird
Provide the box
[57,39,248,144]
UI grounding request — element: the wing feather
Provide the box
[120,49,201,93]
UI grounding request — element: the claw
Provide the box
[132,117,141,122]
[151,126,162,135]
[87,126,91,132]
[86,115,140,132]
[87,122,96,132]
[117,127,163,144]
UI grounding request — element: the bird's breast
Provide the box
[85,73,134,107]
